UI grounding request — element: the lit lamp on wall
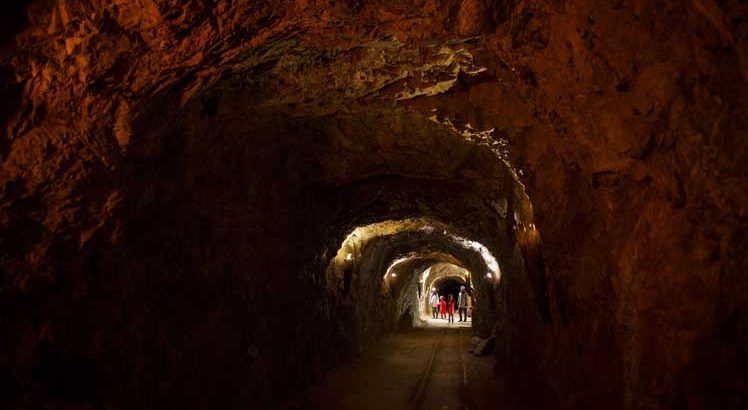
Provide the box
[342,252,354,293]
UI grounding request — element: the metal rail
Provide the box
[410,329,445,408]
[411,329,472,410]
[460,331,470,410]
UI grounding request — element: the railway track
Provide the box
[280,328,479,410]
[411,329,471,410]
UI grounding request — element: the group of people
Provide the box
[429,286,470,323]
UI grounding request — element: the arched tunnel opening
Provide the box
[1,2,746,410]
[434,276,465,299]
[326,217,509,340]
[429,272,471,324]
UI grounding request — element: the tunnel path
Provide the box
[280,329,510,410]
[420,316,472,328]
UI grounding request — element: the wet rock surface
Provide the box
[1,1,746,409]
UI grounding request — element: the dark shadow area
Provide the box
[0,0,31,47]
[435,277,465,300]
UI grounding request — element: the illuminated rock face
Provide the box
[0,1,746,409]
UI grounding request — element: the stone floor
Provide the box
[280,329,510,410]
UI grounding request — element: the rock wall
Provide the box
[448,1,748,408]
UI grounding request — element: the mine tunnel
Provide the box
[1,1,747,409]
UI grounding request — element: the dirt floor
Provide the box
[280,329,511,410]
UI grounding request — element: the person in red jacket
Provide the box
[447,294,456,323]
[439,295,446,319]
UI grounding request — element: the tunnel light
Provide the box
[383,257,410,280]
[486,273,493,279]
[331,218,504,288]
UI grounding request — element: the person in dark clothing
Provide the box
[457,286,469,322]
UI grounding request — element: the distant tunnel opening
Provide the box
[434,277,465,301]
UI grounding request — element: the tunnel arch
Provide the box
[424,263,471,292]
[328,218,500,282]
[432,274,467,296]
[325,217,508,335]
[386,256,473,327]
[113,102,542,407]
[421,263,473,322]
[3,49,542,408]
